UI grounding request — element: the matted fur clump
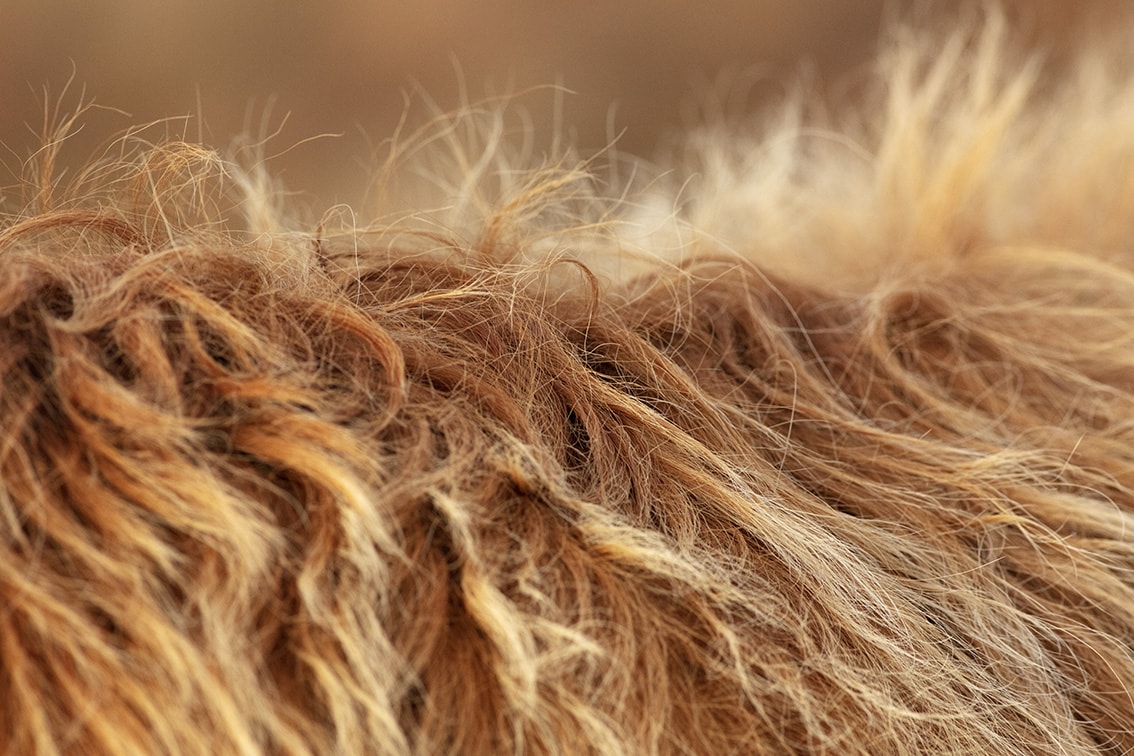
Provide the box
[6,12,1134,755]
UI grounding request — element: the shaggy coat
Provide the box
[4,11,1134,755]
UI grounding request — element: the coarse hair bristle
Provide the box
[4,6,1134,754]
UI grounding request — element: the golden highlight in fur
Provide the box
[6,10,1134,755]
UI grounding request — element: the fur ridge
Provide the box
[4,7,1134,754]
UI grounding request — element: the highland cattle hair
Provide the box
[5,8,1134,755]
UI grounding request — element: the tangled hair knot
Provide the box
[5,8,1134,754]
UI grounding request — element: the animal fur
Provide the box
[5,9,1134,754]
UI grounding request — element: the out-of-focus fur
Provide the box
[5,9,1134,754]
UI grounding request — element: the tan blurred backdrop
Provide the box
[0,1,1125,208]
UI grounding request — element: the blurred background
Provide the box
[0,0,1125,208]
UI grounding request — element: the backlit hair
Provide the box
[4,8,1134,754]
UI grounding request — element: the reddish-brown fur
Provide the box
[4,10,1134,754]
